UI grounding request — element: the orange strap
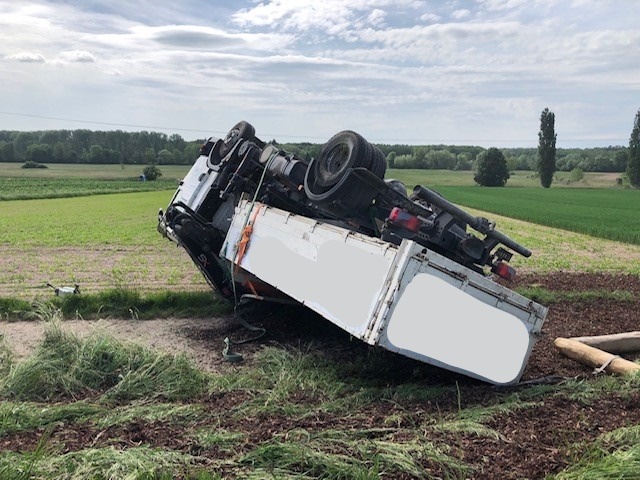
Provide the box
[235,204,264,271]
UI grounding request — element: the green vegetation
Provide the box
[0,290,230,321]
[2,146,639,478]
[538,107,557,188]
[0,177,179,200]
[0,191,173,247]
[515,288,634,305]
[553,425,640,479]
[21,160,48,169]
[386,168,625,189]
[0,162,191,179]
[0,317,638,479]
[1,321,207,402]
[0,128,631,174]
[473,147,509,186]
[432,186,640,245]
[0,129,202,165]
[628,108,640,188]
[143,164,163,181]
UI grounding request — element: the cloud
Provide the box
[57,50,97,63]
[475,0,529,12]
[367,9,386,27]
[420,12,441,22]
[133,25,247,49]
[5,52,46,63]
[452,9,471,19]
[231,0,423,36]
[0,0,638,146]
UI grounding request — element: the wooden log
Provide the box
[569,331,640,354]
[554,337,640,375]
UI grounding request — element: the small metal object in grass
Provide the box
[46,282,81,296]
[222,337,243,363]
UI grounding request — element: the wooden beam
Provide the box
[569,331,640,354]
[554,337,640,375]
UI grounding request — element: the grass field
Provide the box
[1,164,639,478]
[435,186,640,245]
[0,162,191,180]
[0,177,180,200]
[387,168,625,189]
[1,191,174,247]
[1,180,640,300]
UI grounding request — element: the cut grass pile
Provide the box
[1,321,207,402]
[0,317,638,478]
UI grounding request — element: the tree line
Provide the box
[0,129,203,165]
[1,118,638,188]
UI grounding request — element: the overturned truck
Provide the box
[158,121,548,385]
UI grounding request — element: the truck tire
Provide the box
[304,131,385,214]
[311,131,370,188]
[220,121,255,157]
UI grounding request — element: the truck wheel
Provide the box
[312,131,372,188]
[220,121,255,157]
[370,144,387,179]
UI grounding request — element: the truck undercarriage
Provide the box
[158,121,547,385]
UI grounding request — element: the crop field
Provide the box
[0,162,191,179]
[0,177,182,201]
[0,164,639,479]
[434,186,640,245]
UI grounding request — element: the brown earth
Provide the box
[1,272,639,479]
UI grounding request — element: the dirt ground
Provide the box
[1,272,639,479]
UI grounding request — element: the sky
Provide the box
[1,0,639,148]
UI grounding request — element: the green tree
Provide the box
[26,144,52,163]
[537,107,557,188]
[143,164,162,181]
[87,145,105,163]
[156,149,173,165]
[474,147,509,186]
[0,141,15,162]
[53,142,66,162]
[386,151,396,168]
[627,108,640,188]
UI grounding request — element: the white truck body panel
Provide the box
[222,200,547,385]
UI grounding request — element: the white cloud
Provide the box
[452,9,471,19]
[367,9,386,27]
[420,12,441,22]
[0,0,638,146]
[475,0,529,12]
[57,50,97,63]
[5,52,46,63]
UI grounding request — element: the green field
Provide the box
[1,186,639,302]
[1,164,639,479]
[388,168,624,189]
[434,186,640,245]
[0,177,181,200]
[0,191,174,247]
[0,162,190,200]
[0,162,191,179]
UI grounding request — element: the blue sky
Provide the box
[1,0,639,147]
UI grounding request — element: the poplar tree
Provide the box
[627,108,640,188]
[537,108,557,188]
